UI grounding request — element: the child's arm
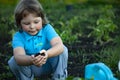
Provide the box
[47,36,64,58]
[13,47,33,66]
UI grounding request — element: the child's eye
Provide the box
[34,20,39,24]
[34,21,39,24]
[23,23,30,25]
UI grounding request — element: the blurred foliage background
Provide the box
[0,0,120,80]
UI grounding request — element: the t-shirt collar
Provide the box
[23,29,42,41]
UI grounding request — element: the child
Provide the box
[8,0,68,80]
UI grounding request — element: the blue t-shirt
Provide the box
[12,24,58,55]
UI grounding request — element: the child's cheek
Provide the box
[22,25,28,30]
[36,25,42,30]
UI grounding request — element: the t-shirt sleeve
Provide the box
[12,32,24,49]
[44,24,59,41]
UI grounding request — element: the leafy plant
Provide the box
[54,16,79,44]
[88,17,117,45]
[88,5,117,45]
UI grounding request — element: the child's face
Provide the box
[20,13,42,35]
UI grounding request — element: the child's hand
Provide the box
[31,50,48,67]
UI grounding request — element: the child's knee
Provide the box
[64,46,68,57]
[8,57,15,67]
[8,56,18,70]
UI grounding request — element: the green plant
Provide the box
[54,16,79,44]
[90,18,117,45]
[88,5,117,45]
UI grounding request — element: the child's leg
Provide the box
[8,56,34,80]
[49,46,68,80]
[31,62,52,77]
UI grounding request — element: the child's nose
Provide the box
[30,23,35,29]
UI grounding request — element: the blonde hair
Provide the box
[14,0,49,28]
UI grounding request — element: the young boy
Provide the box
[8,0,68,80]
